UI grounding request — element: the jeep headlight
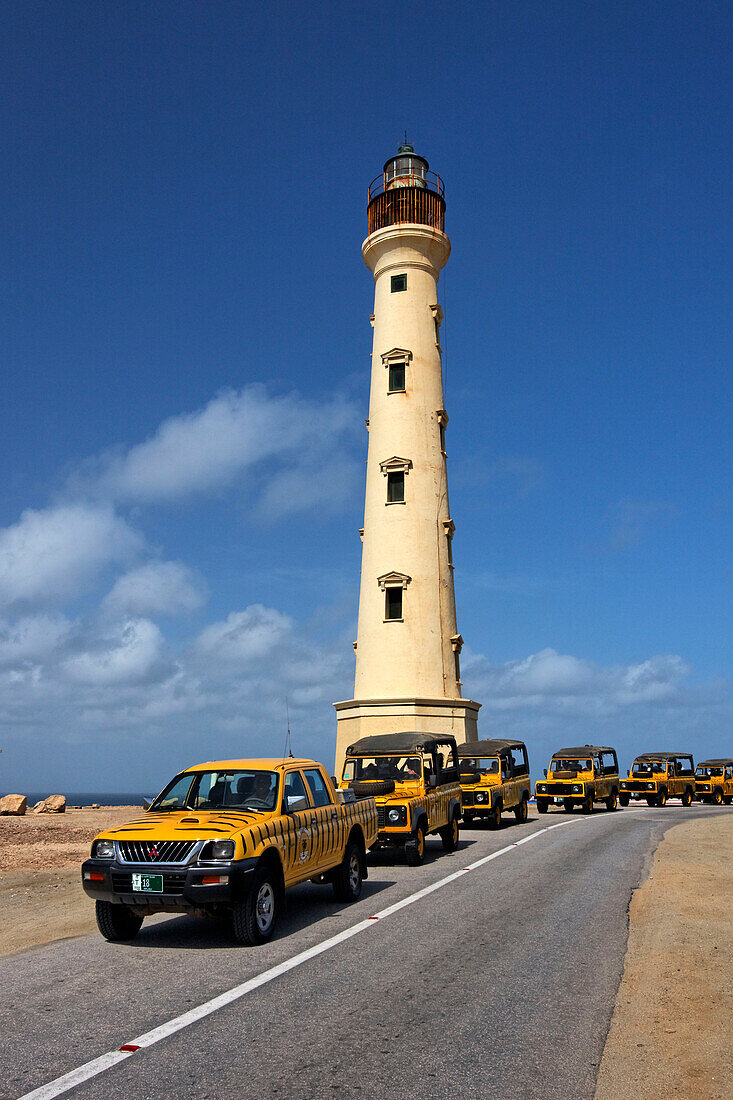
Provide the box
[572,784,581,793]
[620,781,628,789]
[387,806,407,826]
[647,782,655,790]
[476,791,486,803]
[538,784,547,793]
[203,839,235,860]
[92,839,115,859]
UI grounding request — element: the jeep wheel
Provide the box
[582,795,594,814]
[536,798,549,814]
[405,823,426,866]
[605,790,618,812]
[646,796,657,806]
[724,796,732,805]
[463,811,475,826]
[95,901,144,942]
[563,798,574,813]
[233,866,279,945]
[514,796,528,824]
[487,803,502,829]
[619,794,630,807]
[712,788,723,806]
[333,841,363,902]
[681,789,693,807]
[440,813,460,852]
[658,789,668,807]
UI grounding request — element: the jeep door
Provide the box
[281,769,319,886]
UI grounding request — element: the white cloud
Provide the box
[0,505,143,607]
[103,562,207,618]
[0,615,72,668]
[62,618,176,686]
[77,385,358,512]
[194,605,293,664]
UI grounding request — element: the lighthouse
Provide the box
[334,144,480,772]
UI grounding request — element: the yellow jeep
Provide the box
[339,732,462,865]
[535,745,620,813]
[82,758,378,945]
[457,738,531,828]
[694,758,733,805]
[619,753,695,807]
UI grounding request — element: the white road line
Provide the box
[18,819,581,1100]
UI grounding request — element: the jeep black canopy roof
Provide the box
[456,738,525,758]
[552,745,616,757]
[345,732,457,756]
[697,758,733,767]
[634,752,693,762]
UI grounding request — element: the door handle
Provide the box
[310,816,318,824]
[331,811,338,819]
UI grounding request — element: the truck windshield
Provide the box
[151,770,279,812]
[343,756,422,782]
[633,761,664,775]
[550,758,591,773]
[460,758,500,776]
[696,766,723,777]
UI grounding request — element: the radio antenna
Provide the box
[283,697,293,759]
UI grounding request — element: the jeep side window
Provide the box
[510,746,528,776]
[303,768,332,808]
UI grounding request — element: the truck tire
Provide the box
[658,789,668,807]
[514,796,528,823]
[232,866,279,945]
[332,841,363,902]
[536,798,549,814]
[681,789,692,807]
[605,790,618,812]
[95,901,143,942]
[619,794,630,807]
[405,823,426,866]
[463,810,476,826]
[582,795,594,814]
[646,796,657,806]
[563,798,574,813]
[724,796,732,805]
[440,813,459,852]
[712,788,723,805]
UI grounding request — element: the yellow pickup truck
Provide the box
[339,732,462,865]
[82,758,378,945]
[694,758,733,805]
[619,753,696,807]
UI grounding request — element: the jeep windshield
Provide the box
[550,758,591,774]
[632,761,664,775]
[343,756,422,782]
[151,770,280,812]
[460,758,501,777]
[696,766,723,778]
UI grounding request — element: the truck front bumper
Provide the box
[81,856,259,911]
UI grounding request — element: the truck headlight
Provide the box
[537,784,547,793]
[92,839,115,859]
[620,782,628,789]
[203,839,235,860]
[387,807,407,826]
[572,785,581,793]
[476,792,486,803]
[647,783,655,790]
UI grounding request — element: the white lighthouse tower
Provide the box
[334,144,480,772]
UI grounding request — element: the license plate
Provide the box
[131,873,163,893]
[554,797,563,804]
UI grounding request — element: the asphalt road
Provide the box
[1,803,726,1100]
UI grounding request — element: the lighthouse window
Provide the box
[391,274,407,293]
[388,363,405,392]
[385,586,403,621]
[387,472,405,503]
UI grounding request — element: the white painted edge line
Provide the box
[18,818,582,1100]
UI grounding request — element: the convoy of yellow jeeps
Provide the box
[82,733,731,946]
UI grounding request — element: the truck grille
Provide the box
[462,791,475,806]
[625,781,654,792]
[546,783,578,796]
[112,871,187,895]
[118,840,197,864]
[377,807,386,828]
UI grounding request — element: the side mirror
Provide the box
[286,795,307,813]
[142,798,153,811]
[543,769,547,778]
[428,774,437,788]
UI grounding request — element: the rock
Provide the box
[33,795,66,814]
[0,794,27,815]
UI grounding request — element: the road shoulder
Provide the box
[595,813,732,1100]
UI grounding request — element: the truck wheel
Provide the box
[681,789,692,807]
[487,803,502,829]
[440,813,460,852]
[619,794,630,807]
[406,823,426,866]
[563,799,574,813]
[463,810,475,826]
[712,789,723,805]
[536,799,549,814]
[658,789,668,807]
[233,866,278,945]
[514,796,528,823]
[605,790,618,812]
[724,796,732,805]
[95,901,143,942]
[582,795,594,814]
[332,841,363,902]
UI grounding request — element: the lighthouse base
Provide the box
[333,696,481,777]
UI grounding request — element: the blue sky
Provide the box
[1,1,731,794]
